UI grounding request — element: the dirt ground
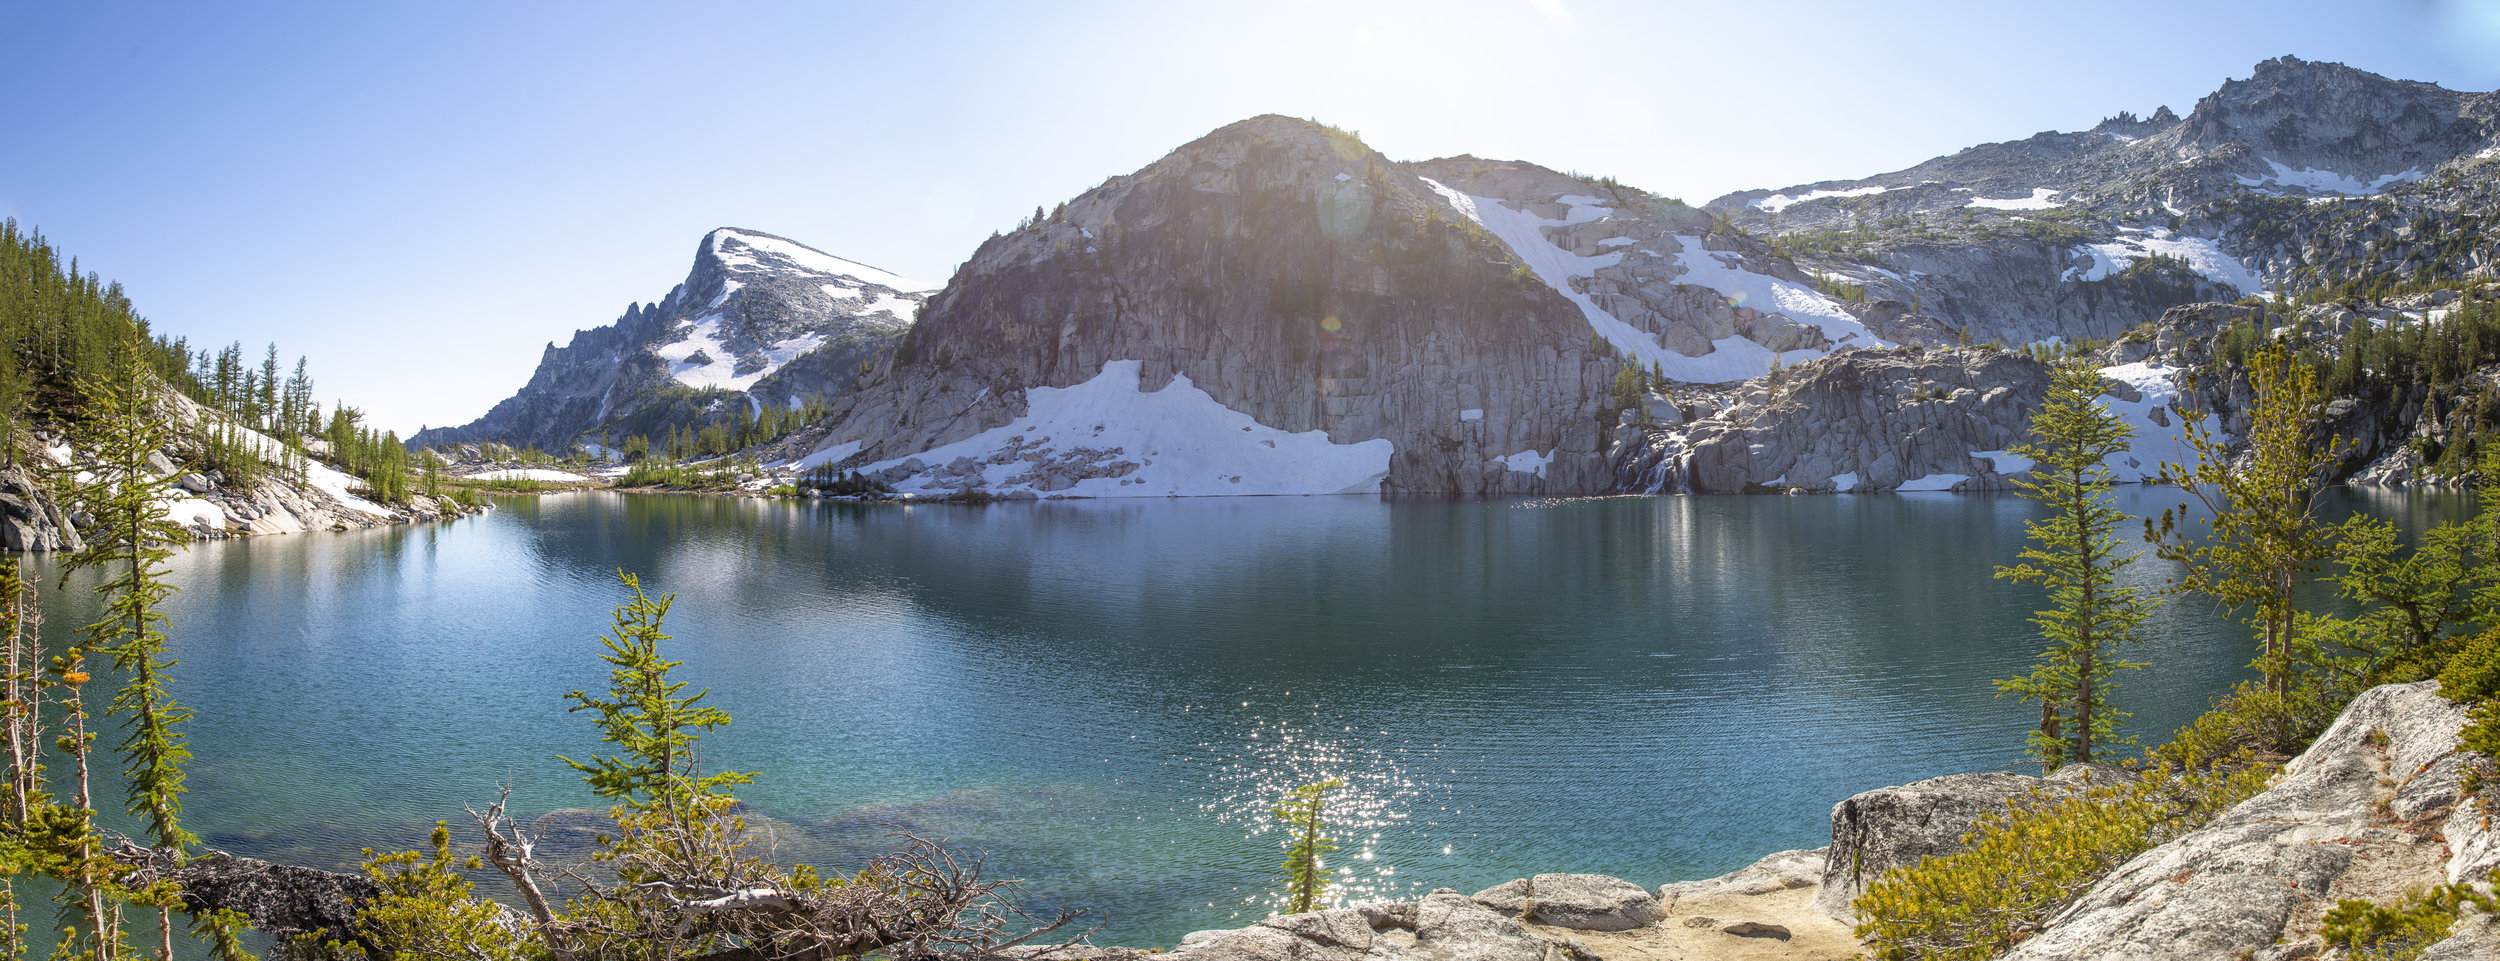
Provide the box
[1524,884,1864,961]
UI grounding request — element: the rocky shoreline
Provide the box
[1074,681,2495,960]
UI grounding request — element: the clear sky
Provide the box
[4,0,2497,435]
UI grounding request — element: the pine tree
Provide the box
[255,345,279,432]
[63,328,207,961]
[1995,360,2155,771]
[559,572,752,810]
[2152,341,2344,697]
[1272,778,1344,914]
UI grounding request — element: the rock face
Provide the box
[0,464,83,552]
[413,227,934,453]
[1816,764,2129,918]
[1707,57,2500,346]
[2000,681,2494,959]
[1470,874,1663,932]
[1612,346,2054,494]
[785,116,1624,497]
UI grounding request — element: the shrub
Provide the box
[2319,884,2497,961]
[1853,758,2271,960]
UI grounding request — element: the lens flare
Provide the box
[1320,316,1343,333]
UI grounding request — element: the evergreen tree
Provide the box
[255,345,279,432]
[62,329,222,961]
[559,572,752,809]
[1995,360,2155,771]
[2152,341,2343,697]
[1272,778,1344,914]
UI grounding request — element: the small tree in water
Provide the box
[1273,778,1344,914]
[1995,359,2155,772]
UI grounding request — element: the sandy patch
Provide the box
[1525,885,1861,961]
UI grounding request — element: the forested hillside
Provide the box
[0,219,464,542]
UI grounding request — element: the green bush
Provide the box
[2319,884,2497,961]
[1853,758,2272,960]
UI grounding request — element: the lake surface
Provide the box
[26,488,2466,946]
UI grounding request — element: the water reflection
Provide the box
[23,488,2475,946]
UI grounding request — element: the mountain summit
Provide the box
[410,227,934,452]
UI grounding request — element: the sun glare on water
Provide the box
[1192,699,1443,915]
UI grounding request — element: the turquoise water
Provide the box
[25,489,2459,946]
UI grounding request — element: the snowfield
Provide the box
[2096,362,2214,482]
[652,230,940,392]
[2063,228,2266,294]
[1965,188,2062,210]
[1419,177,1882,384]
[711,229,936,293]
[459,468,590,483]
[845,360,1393,497]
[2235,158,2425,196]
[1750,185,1890,213]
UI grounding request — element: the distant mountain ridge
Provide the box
[409,227,934,452]
[436,56,2500,497]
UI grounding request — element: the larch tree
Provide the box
[2151,340,2343,697]
[1995,359,2155,772]
[61,328,250,961]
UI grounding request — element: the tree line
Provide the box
[1,219,415,504]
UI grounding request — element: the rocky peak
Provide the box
[2173,57,2483,186]
[411,226,932,453]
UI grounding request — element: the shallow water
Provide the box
[25,488,2465,946]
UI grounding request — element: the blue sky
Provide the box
[4,0,2497,435]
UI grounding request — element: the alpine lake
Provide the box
[25,487,2478,948]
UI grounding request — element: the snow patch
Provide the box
[1750,185,1890,213]
[2063,229,2264,294]
[787,440,864,471]
[653,314,837,392]
[2235,159,2425,196]
[161,496,225,531]
[459,468,588,483]
[711,230,936,292]
[1495,449,1551,477]
[860,360,1391,497]
[1829,472,1859,492]
[1896,472,1968,491]
[2095,362,2213,483]
[1966,188,2062,210]
[302,460,392,518]
[1422,177,1884,384]
[1458,408,1484,422]
[1973,449,2035,476]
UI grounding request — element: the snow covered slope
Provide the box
[413,227,936,453]
[1416,168,1887,385]
[846,361,1392,498]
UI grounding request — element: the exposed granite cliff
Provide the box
[780,117,1626,497]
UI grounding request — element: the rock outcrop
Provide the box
[1610,346,2054,494]
[1815,763,2130,918]
[1099,893,1577,961]
[1469,874,1663,932]
[414,228,933,454]
[2001,681,2495,960]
